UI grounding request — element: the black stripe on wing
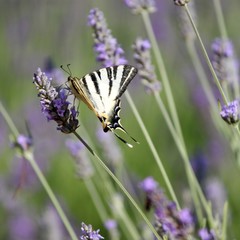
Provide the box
[90,72,100,95]
[116,65,138,99]
[81,77,91,95]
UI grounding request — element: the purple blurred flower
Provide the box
[104,219,119,239]
[204,177,226,217]
[211,38,239,88]
[66,139,94,179]
[14,134,33,152]
[198,228,216,240]
[9,212,37,240]
[124,0,156,14]
[33,68,79,133]
[133,38,161,94]
[220,99,240,124]
[190,151,207,185]
[88,8,127,67]
[104,219,117,230]
[139,177,194,238]
[44,57,66,84]
[139,176,158,193]
[80,222,104,240]
[42,205,66,240]
[96,126,123,168]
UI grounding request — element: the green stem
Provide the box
[84,179,108,221]
[25,151,78,240]
[73,131,162,240]
[125,91,179,209]
[153,93,203,223]
[0,101,19,139]
[221,202,228,240]
[0,101,79,240]
[141,11,184,142]
[184,5,228,105]
[213,0,228,39]
[75,126,140,239]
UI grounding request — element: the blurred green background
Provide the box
[1,0,240,239]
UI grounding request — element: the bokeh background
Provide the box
[1,0,240,239]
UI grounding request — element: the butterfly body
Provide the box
[67,65,138,147]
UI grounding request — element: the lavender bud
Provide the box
[104,219,119,239]
[220,100,240,125]
[198,228,216,240]
[80,222,104,240]
[33,68,79,133]
[174,0,190,6]
[133,38,161,94]
[211,38,239,87]
[88,8,127,67]
[14,134,33,152]
[124,0,156,14]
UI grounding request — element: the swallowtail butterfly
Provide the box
[63,65,138,147]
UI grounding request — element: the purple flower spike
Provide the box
[88,8,127,67]
[139,176,194,238]
[220,100,240,125]
[80,222,104,240]
[133,38,161,94]
[33,68,79,133]
[211,38,239,87]
[124,0,156,14]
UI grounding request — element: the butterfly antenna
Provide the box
[113,131,133,148]
[60,64,72,76]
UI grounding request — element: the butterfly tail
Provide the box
[113,131,133,148]
[118,125,139,143]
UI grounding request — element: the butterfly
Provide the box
[62,64,138,147]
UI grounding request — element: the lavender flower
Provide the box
[14,134,33,152]
[104,219,119,239]
[124,0,156,14]
[66,139,94,179]
[33,68,79,133]
[88,8,127,67]
[198,228,216,240]
[80,222,104,240]
[139,176,158,193]
[211,38,239,87]
[140,177,194,238]
[220,100,240,124]
[104,219,117,231]
[204,177,226,217]
[133,38,161,94]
